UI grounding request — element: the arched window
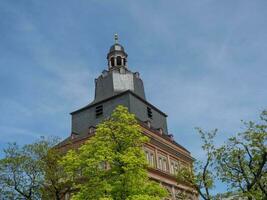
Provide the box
[117,56,122,66]
[110,57,115,67]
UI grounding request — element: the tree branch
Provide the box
[202,156,211,200]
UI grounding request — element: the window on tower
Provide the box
[110,57,115,67]
[95,105,103,118]
[117,56,122,66]
[147,107,153,119]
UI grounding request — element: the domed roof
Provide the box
[107,34,128,59]
[109,43,125,52]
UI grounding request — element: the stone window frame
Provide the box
[169,158,180,175]
[144,146,156,168]
[157,153,168,172]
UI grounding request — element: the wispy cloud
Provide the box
[0,0,266,194]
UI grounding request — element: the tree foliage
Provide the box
[62,105,168,200]
[177,110,267,200]
[215,110,267,200]
[0,138,52,199]
[41,148,72,200]
[0,137,69,200]
[176,128,217,200]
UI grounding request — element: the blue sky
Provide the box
[0,0,267,195]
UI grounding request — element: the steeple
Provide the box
[107,34,128,69]
[70,36,169,136]
[92,35,145,103]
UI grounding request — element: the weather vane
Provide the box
[114,33,118,44]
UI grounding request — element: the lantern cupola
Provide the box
[107,34,128,69]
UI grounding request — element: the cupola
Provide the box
[107,34,128,69]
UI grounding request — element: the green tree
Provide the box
[215,110,267,200]
[0,137,69,200]
[176,128,217,200]
[41,148,72,200]
[62,105,168,200]
[0,139,51,199]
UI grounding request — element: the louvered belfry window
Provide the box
[147,107,153,119]
[95,105,103,118]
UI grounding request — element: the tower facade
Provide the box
[59,36,197,200]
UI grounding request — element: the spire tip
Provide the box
[114,33,118,44]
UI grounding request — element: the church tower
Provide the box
[71,35,168,136]
[59,35,197,200]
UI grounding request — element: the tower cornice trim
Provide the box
[70,90,168,117]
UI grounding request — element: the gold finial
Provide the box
[114,33,118,44]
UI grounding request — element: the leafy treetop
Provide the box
[62,105,168,200]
